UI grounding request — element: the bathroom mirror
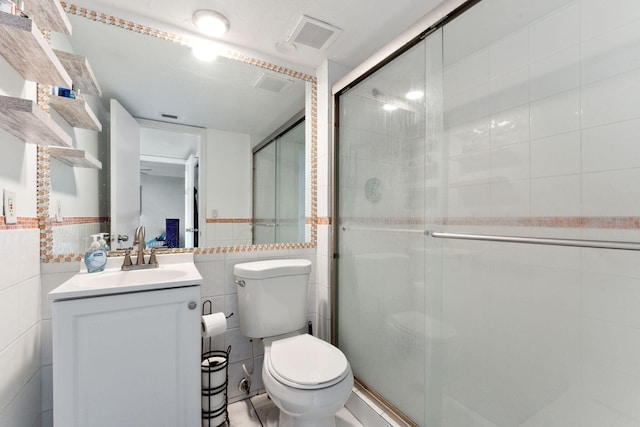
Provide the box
[42,5,317,260]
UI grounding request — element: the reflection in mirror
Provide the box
[43,5,317,261]
[138,119,203,249]
[253,116,306,245]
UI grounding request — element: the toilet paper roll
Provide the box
[201,356,227,389]
[201,312,227,338]
[202,410,226,427]
[201,393,225,413]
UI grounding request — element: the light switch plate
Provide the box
[3,190,17,224]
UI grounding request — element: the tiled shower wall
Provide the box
[336,0,640,425]
[441,0,640,425]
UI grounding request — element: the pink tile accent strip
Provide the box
[339,216,640,230]
[49,216,110,226]
[0,217,39,230]
[206,218,252,224]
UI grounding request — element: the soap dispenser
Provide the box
[98,233,110,251]
[85,234,107,273]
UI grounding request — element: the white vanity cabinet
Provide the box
[52,285,201,427]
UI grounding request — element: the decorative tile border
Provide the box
[59,3,316,82]
[40,6,318,262]
[0,217,39,230]
[49,216,110,226]
[444,216,640,229]
[37,146,51,260]
[338,216,640,230]
[206,218,252,224]
[316,217,331,225]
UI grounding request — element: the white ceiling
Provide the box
[68,0,445,70]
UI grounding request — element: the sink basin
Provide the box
[74,267,189,288]
[48,253,202,301]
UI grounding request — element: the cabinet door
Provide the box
[52,286,201,427]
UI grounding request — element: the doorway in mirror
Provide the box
[111,102,205,249]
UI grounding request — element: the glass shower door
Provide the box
[335,30,444,426]
[253,142,276,244]
[253,119,306,245]
[276,121,305,243]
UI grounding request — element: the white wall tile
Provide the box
[531,175,581,217]
[582,68,640,129]
[0,369,41,427]
[491,141,530,181]
[580,0,640,42]
[531,131,581,178]
[444,49,490,95]
[582,168,640,216]
[491,179,530,218]
[226,327,253,363]
[530,46,580,101]
[41,364,53,413]
[0,324,40,416]
[0,285,20,351]
[196,260,226,298]
[530,89,580,139]
[40,320,52,367]
[529,1,579,62]
[582,363,640,421]
[490,104,530,147]
[18,276,40,334]
[490,65,529,113]
[581,20,640,86]
[490,28,529,78]
[582,118,640,172]
[583,272,640,329]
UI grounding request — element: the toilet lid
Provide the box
[267,334,350,390]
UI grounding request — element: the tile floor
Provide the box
[226,393,364,426]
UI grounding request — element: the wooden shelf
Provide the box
[49,147,102,169]
[54,50,102,96]
[0,95,72,147]
[23,0,71,35]
[50,95,102,131]
[0,12,71,87]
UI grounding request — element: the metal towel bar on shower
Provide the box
[341,226,640,251]
[428,231,640,251]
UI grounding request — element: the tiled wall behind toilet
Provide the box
[0,228,42,427]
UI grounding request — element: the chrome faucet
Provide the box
[121,226,159,271]
[133,226,145,265]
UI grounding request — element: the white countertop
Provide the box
[48,252,202,301]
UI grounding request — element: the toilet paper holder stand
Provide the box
[201,299,232,427]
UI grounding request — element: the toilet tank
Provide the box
[234,259,311,338]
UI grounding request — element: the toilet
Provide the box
[234,259,354,427]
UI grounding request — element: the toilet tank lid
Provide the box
[234,259,311,279]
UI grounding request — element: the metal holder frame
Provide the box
[201,300,231,427]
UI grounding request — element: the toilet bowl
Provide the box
[234,259,354,427]
[262,333,354,427]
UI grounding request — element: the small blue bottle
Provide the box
[84,234,107,273]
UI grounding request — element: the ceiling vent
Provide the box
[287,15,342,50]
[159,112,179,120]
[253,73,294,93]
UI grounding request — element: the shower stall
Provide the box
[334,0,640,426]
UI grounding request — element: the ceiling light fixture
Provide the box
[405,90,424,100]
[383,104,398,111]
[193,9,230,36]
[191,40,219,62]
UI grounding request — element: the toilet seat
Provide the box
[267,334,349,390]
